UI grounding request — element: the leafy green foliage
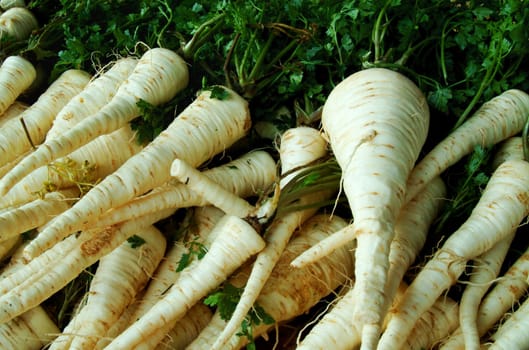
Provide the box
[176,236,207,272]
[205,85,230,100]
[204,282,275,349]
[43,264,96,329]
[21,0,529,146]
[237,303,275,350]
[126,234,146,248]
[276,157,345,216]
[10,0,529,343]
[433,145,492,235]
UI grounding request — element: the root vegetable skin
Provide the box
[458,232,515,350]
[49,225,166,350]
[154,303,213,350]
[400,286,459,350]
[90,150,274,230]
[104,215,265,350]
[189,213,355,350]
[0,56,35,116]
[297,67,430,347]
[0,209,176,324]
[297,176,446,350]
[0,7,38,41]
[405,89,529,203]
[0,189,78,242]
[22,86,251,260]
[0,236,20,262]
[209,126,330,349]
[0,124,144,210]
[0,0,26,10]
[128,206,224,323]
[491,136,523,169]
[378,159,529,350]
[0,306,59,350]
[488,296,529,349]
[86,208,224,349]
[46,56,139,139]
[0,69,91,168]
[0,100,29,128]
[171,158,256,217]
[0,47,188,194]
[440,244,529,349]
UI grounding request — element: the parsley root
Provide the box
[293,67,430,348]
[0,47,188,194]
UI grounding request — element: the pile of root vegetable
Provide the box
[2,1,529,349]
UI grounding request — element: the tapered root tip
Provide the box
[359,323,381,350]
[290,223,355,268]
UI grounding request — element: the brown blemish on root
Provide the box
[81,226,117,256]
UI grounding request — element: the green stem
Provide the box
[236,28,259,84]
[394,35,439,66]
[452,34,505,130]
[439,12,462,84]
[155,1,173,48]
[246,33,275,84]
[523,117,529,162]
[261,37,299,75]
[372,0,392,63]
[182,12,226,60]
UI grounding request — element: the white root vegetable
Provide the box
[188,213,355,350]
[400,284,459,350]
[458,232,515,350]
[104,214,265,349]
[83,150,275,230]
[0,100,28,127]
[0,55,34,116]
[0,7,38,41]
[0,68,91,168]
[0,251,59,349]
[155,303,213,350]
[49,225,166,350]
[98,207,223,349]
[454,139,529,348]
[440,244,529,349]
[170,158,256,217]
[0,208,176,324]
[405,89,529,203]
[21,86,251,260]
[0,0,26,10]
[291,67,430,349]
[488,295,529,349]
[0,236,20,262]
[45,56,139,139]
[0,188,78,242]
[0,47,189,194]
[1,124,143,209]
[441,136,526,350]
[129,206,224,322]
[297,176,446,349]
[210,126,330,349]
[0,305,59,350]
[378,159,529,350]
[491,136,523,169]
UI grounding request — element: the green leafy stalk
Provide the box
[276,157,344,216]
[433,145,491,234]
[176,237,207,272]
[523,116,529,162]
[180,12,226,60]
[127,234,147,248]
[204,282,275,349]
